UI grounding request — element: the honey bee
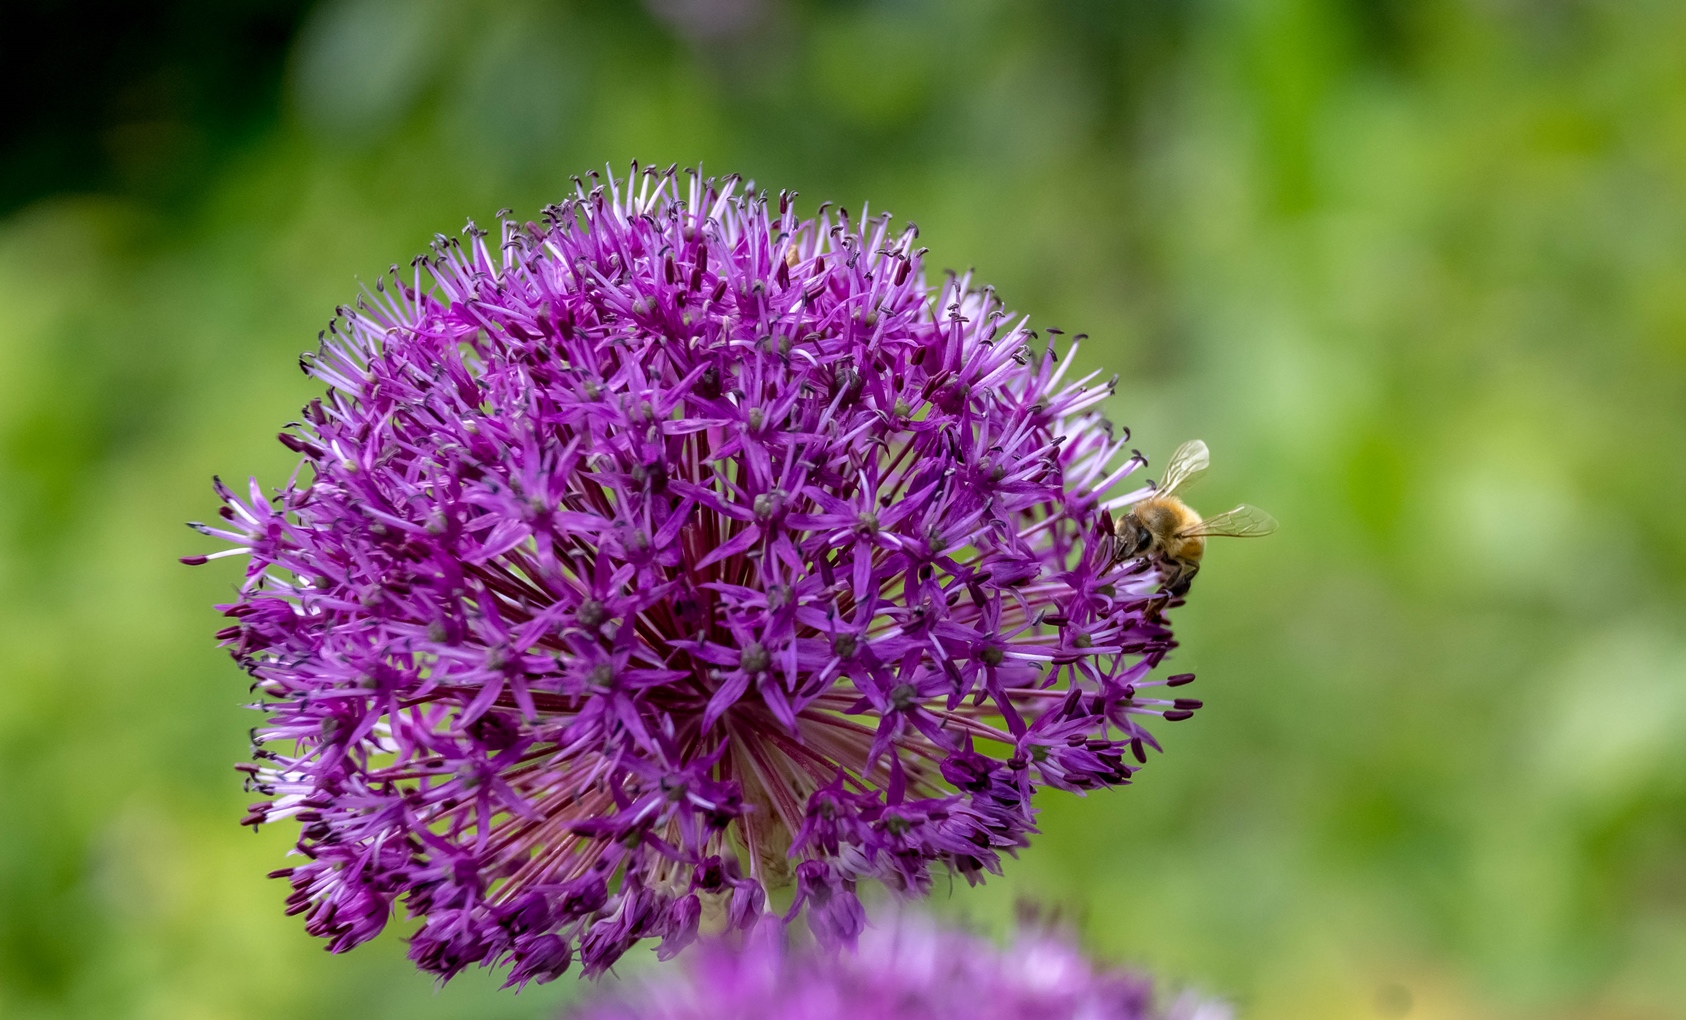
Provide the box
[1104,439,1277,596]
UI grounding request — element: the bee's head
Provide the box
[1111,511,1154,560]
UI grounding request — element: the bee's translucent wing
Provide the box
[1178,504,1278,539]
[1155,439,1210,497]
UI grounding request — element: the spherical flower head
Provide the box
[193,166,1204,984]
[573,912,1228,1020]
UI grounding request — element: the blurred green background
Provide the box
[4,1,1685,1017]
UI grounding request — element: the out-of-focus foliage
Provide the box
[2,1,1684,1017]
[0,0,313,214]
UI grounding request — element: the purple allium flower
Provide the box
[192,166,1201,983]
[572,912,1228,1020]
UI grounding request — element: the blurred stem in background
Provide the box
[2,1,1685,1018]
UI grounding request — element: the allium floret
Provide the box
[572,912,1228,1020]
[193,166,1202,982]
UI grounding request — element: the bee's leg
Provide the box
[1163,562,1198,597]
[1111,520,1152,564]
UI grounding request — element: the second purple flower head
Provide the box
[198,166,1203,983]
[572,911,1227,1020]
